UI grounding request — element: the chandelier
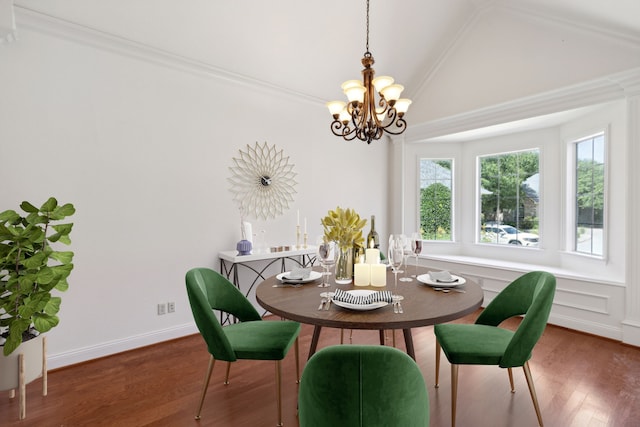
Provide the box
[326,0,411,144]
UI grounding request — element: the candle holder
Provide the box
[303,232,308,248]
[296,225,301,249]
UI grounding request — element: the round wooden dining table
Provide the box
[256,266,484,361]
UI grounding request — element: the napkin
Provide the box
[428,270,458,283]
[283,268,311,281]
[332,288,393,305]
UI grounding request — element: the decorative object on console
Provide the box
[326,0,411,144]
[228,141,297,220]
[321,207,366,284]
[236,216,252,255]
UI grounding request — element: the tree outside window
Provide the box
[574,133,605,256]
[419,159,452,241]
[479,149,540,247]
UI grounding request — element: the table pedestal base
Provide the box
[307,326,416,361]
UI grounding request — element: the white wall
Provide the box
[0,19,389,368]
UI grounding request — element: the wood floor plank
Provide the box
[2,311,640,426]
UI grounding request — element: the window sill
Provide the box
[420,253,624,287]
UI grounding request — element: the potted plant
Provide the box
[321,206,366,284]
[0,197,75,356]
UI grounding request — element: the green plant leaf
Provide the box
[51,203,75,220]
[51,263,73,279]
[50,251,74,264]
[25,212,48,226]
[36,266,56,284]
[0,209,20,222]
[22,251,47,269]
[18,274,35,289]
[20,201,38,213]
[44,296,61,315]
[40,197,58,213]
[33,313,59,333]
[3,332,23,356]
[55,277,69,292]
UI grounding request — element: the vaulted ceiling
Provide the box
[12,0,640,129]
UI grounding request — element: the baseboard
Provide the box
[47,323,198,370]
[548,313,622,341]
[622,320,640,347]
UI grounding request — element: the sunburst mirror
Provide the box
[228,141,298,220]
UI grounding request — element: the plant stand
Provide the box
[1,335,47,420]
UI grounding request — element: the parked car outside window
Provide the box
[482,223,539,247]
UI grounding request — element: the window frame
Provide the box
[476,148,541,248]
[416,157,455,242]
[565,129,608,259]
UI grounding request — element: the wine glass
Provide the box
[387,235,404,296]
[399,234,413,282]
[411,232,422,278]
[316,238,335,288]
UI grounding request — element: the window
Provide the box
[573,133,605,256]
[479,149,540,247]
[419,159,452,241]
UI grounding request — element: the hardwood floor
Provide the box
[2,311,640,426]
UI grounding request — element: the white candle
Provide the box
[370,264,387,287]
[304,217,307,234]
[354,263,370,286]
[297,210,300,226]
[365,248,380,264]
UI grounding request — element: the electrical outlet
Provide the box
[157,303,166,315]
[167,302,175,313]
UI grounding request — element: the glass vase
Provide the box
[335,246,353,284]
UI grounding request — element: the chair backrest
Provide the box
[475,271,556,367]
[185,267,261,362]
[298,345,429,427]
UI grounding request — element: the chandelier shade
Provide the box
[327,0,411,144]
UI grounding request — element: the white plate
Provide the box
[277,270,322,284]
[416,274,466,288]
[331,289,390,311]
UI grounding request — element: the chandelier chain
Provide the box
[365,0,370,54]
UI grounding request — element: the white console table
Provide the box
[219,246,317,300]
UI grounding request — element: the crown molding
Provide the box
[405,68,640,143]
[13,6,324,106]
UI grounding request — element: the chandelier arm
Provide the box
[380,117,408,135]
[330,120,360,141]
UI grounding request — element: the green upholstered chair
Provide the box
[185,267,300,426]
[298,345,430,427]
[434,271,556,427]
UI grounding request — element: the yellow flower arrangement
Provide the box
[321,206,367,250]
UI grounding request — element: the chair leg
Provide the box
[508,367,515,392]
[451,364,459,427]
[224,361,231,385]
[523,362,544,427]
[195,356,216,420]
[294,338,300,384]
[275,360,283,427]
[435,340,441,387]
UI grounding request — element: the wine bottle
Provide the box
[367,215,380,249]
